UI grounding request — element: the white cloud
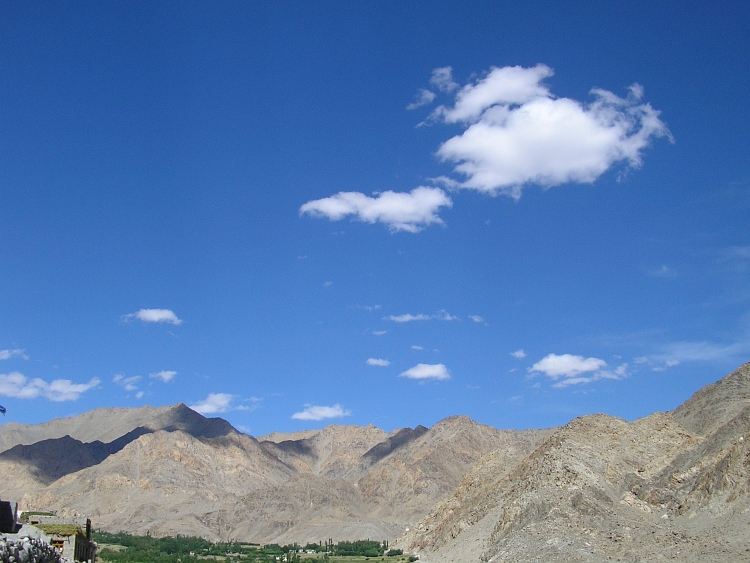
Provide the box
[385,310,457,322]
[150,370,177,383]
[46,378,101,401]
[646,339,750,367]
[292,404,352,421]
[302,64,668,235]
[372,330,387,336]
[435,309,459,321]
[386,313,431,322]
[411,345,424,350]
[122,309,183,325]
[511,349,526,359]
[469,315,485,323]
[428,64,670,199]
[299,186,453,233]
[135,391,144,399]
[0,349,27,361]
[0,372,47,399]
[432,64,554,123]
[407,89,437,110]
[0,372,99,401]
[529,353,627,387]
[113,374,142,392]
[323,281,333,287]
[400,363,451,380]
[367,358,391,367]
[430,66,459,93]
[190,393,236,415]
[530,353,606,378]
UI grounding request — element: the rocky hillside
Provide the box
[4,361,749,559]
[395,361,750,562]
[0,404,537,544]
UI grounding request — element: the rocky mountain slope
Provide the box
[4,361,749,560]
[395,361,750,562]
[0,405,537,543]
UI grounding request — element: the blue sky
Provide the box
[1,1,749,435]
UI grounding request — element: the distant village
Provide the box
[0,497,96,563]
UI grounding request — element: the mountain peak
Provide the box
[671,361,750,436]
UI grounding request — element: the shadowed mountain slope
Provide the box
[0,427,153,484]
[3,408,521,543]
[0,403,235,454]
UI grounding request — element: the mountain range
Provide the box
[1,362,750,562]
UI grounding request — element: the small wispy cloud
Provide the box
[0,349,28,361]
[0,372,100,402]
[429,66,459,93]
[372,330,387,336]
[367,358,391,367]
[385,310,459,323]
[291,404,352,421]
[113,374,142,392]
[323,281,333,287]
[300,187,453,233]
[406,88,437,110]
[190,393,240,415]
[122,309,183,325]
[638,337,750,370]
[359,304,382,311]
[150,370,177,383]
[435,309,459,321]
[528,353,627,387]
[411,345,424,350]
[400,363,451,381]
[469,315,485,323]
[511,349,526,359]
[386,313,431,323]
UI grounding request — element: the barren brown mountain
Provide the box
[2,361,750,562]
[0,406,533,543]
[396,361,750,562]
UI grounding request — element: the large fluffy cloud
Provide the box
[301,64,669,232]
[300,187,452,233]
[529,353,626,387]
[0,372,100,401]
[432,65,671,198]
[400,363,451,381]
[291,404,352,421]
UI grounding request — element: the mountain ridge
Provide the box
[2,361,750,562]
[395,361,750,562]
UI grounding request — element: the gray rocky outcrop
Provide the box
[0,537,62,563]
